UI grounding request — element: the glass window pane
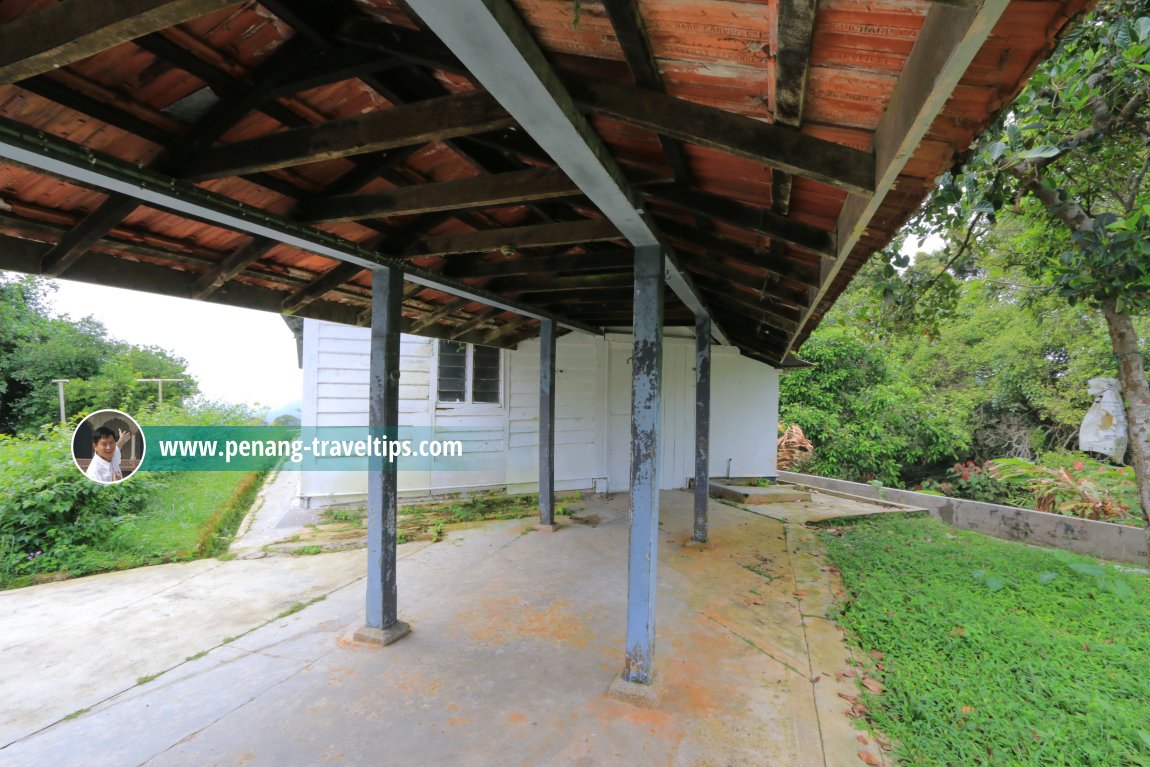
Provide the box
[472,346,501,403]
[438,341,468,402]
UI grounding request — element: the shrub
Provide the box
[916,460,1013,504]
[990,454,1140,523]
[0,425,161,581]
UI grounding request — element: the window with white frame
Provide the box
[436,340,502,404]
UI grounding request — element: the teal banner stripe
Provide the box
[141,426,477,472]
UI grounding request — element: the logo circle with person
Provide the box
[72,410,146,484]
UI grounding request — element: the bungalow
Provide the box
[297,318,779,507]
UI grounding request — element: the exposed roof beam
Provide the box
[443,250,632,279]
[299,167,582,223]
[408,0,731,346]
[571,79,874,197]
[647,186,835,259]
[787,0,1011,355]
[771,0,820,221]
[656,220,819,291]
[0,0,237,85]
[600,0,694,186]
[190,238,279,300]
[39,36,317,276]
[0,116,600,336]
[182,91,515,180]
[282,262,365,314]
[334,17,470,77]
[403,219,623,259]
[774,0,819,129]
[409,297,471,334]
[494,273,633,295]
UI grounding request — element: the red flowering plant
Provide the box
[916,460,1010,504]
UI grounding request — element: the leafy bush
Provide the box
[782,327,970,484]
[0,425,162,582]
[916,460,1014,505]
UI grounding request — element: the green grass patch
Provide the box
[822,514,1150,767]
[103,470,266,561]
[1,470,265,589]
[395,491,582,542]
[275,595,326,620]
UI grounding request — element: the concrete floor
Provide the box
[0,489,894,767]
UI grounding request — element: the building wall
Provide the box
[299,319,778,506]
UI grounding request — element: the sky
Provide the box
[37,276,303,415]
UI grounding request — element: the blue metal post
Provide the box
[694,316,711,543]
[366,265,403,630]
[539,318,556,526]
[623,243,663,684]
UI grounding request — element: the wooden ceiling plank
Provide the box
[404,219,622,259]
[657,220,819,289]
[299,167,582,223]
[190,238,279,300]
[444,250,632,279]
[0,0,238,85]
[182,91,514,180]
[649,186,835,260]
[572,79,874,197]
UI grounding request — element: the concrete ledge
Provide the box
[780,471,1148,565]
[711,482,811,505]
[606,671,659,707]
[350,620,412,647]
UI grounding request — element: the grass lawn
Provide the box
[822,514,1150,767]
[104,471,266,561]
[1,470,264,588]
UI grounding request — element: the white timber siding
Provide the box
[299,318,779,506]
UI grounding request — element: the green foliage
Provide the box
[0,275,198,435]
[824,515,1150,767]
[991,454,1140,524]
[0,401,268,588]
[781,326,970,484]
[0,424,161,582]
[917,461,1015,505]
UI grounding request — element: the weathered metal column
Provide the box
[693,316,711,543]
[623,243,664,685]
[356,265,411,646]
[538,318,557,528]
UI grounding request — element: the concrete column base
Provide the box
[351,620,411,647]
[684,538,709,550]
[606,671,659,707]
[535,522,561,532]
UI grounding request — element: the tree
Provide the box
[886,0,1150,550]
[780,325,970,484]
[0,275,197,433]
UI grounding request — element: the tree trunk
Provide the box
[1101,298,1150,565]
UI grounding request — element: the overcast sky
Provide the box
[32,276,303,415]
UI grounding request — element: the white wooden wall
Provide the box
[299,319,778,506]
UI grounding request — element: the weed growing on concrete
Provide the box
[275,595,326,620]
[136,672,161,685]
